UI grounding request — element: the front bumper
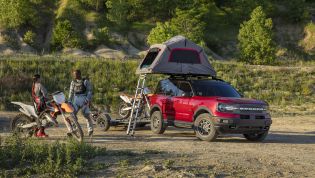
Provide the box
[213,116,272,134]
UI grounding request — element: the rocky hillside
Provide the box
[0,0,314,60]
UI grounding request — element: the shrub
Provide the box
[23,30,36,47]
[51,20,84,50]
[93,27,110,45]
[238,6,276,65]
[0,136,107,177]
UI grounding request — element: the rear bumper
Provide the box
[213,117,272,134]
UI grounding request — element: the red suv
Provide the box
[149,77,272,142]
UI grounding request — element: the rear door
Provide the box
[172,81,194,122]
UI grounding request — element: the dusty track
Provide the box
[1,112,314,178]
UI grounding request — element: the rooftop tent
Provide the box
[136,36,216,76]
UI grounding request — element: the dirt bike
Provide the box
[11,91,84,142]
[90,105,111,131]
[118,88,151,126]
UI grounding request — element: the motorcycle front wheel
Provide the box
[68,115,84,142]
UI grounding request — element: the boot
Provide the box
[35,127,48,137]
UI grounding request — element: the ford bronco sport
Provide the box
[149,77,272,142]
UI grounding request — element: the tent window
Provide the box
[169,48,200,64]
[140,48,160,69]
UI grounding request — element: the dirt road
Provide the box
[1,112,314,178]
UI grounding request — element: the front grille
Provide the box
[240,115,250,119]
[238,104,266,114]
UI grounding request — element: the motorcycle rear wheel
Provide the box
[118,102,131,119]
[10,114,34,138]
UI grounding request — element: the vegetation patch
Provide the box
[0,135,107,177]
[0,55,314,116]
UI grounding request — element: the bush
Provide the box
[0,136,107,177]
[51,20,85,50]
[92,27,111,45]
[23,30,36,47]
[238,6,276,65]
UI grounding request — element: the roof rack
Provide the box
[169,74,225,82]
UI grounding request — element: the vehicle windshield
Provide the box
[191,80,241,98]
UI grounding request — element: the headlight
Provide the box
[217,103,238,113]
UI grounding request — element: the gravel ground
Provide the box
[1,112,314,178]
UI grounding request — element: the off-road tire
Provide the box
[150,110,166,134]
[69,115,84,142]
[97,114,111,131]
[10,114,34,138]
[243,131,269,142]
[194,113,218,142]
[118,102,131,119]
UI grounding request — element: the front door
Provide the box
[172,82,194,122]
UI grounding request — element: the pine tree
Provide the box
[238,6,276,65]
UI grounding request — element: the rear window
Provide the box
[169,48,200,64]
[140,48,160,69]
[191,80,241,97]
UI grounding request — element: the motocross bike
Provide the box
[11,91,84,142]
[90,104,111,131]
[118,87,151,121]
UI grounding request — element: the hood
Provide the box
[216,97,267,105]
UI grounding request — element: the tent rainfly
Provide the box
[136,36,216,76]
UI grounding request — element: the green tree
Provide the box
[147,22,176,45]
[51,20,84,50]
[238,6,276,65]
[106,0,133,31]
[0,0,38,28]
[147,7,206,45]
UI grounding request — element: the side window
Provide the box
[140,48,160,69]
[155,79,179,96]
[177,82,193,97]
[169,49,200,64]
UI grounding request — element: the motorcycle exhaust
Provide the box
[122,107,132,111]
[20,122,37,129]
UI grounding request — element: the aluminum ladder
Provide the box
[127,74,147,136]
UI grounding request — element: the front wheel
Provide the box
[194,113,218,142]
[243,131,269,142]
[10,114,35,138]
[68,115,84,142]
[96,114,111,131]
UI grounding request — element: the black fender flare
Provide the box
[193,106,213,121]
[150,104,162,116]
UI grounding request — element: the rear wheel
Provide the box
[68,115,84,142]
[150,111,166,134]
[243,131,268,142]
[10,114,35,138]
[194,113,218,142]
[118,102,131,119]
[97,114,111,131]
